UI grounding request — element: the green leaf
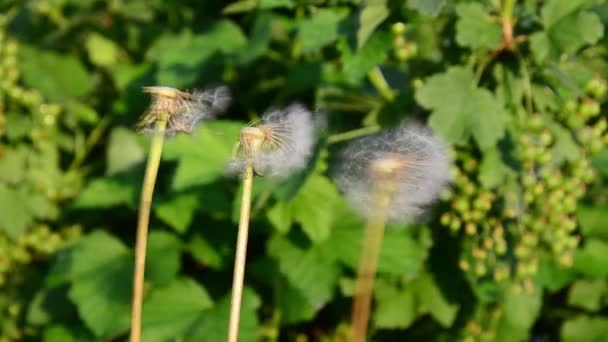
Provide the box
[497,285,542,340]
[276,276,317,325]
[73,178,134,209]
[65,101,99,125]
[532,1,604,61]
[185,287,260,342]
[379,229,426,276]
[529,32,552,62]
[155,194,199,233]
[561,315,608,342]
[574,239,608,278]
[299,9,347,53]
[259,0,295,9]
[106,127,144,175]
[19,46,93,102]
[0,145,28,184]
[47,231,132,337]
[592,149,608,177]
[416,66,506,148]
[357,0,388,49]
[286,61,323,94]
[146,231,182,285]
[548,121,579,163]
[42,325,95,342]
[0,184,34,237]
[85,33,120,68]
[239,12,273,64]
[407,0,445,16]
[164,121,243,190]
[493,64,524,107]
[47,230,130,286]
[413,273,458,327]
[455,3,502,50]
[268,235,340,307]
[5,112,33,140]
[110,62,154,92]
[153,22,246,87]
[67,257,132,338]
[540,0,587,27]
[142,278,213,342]
[537,253,576,292]
[222,0,257,14]
[567,279,607,312]
[341,31,391,84]
[549,11,603,54]
[27,287,76,326]
[479,149,510,189]
[187,231,231,270]
[266,201,292,234]
[373,280,416,329]
[289,174,343,243]
[327,222,426,277]
[577,205,608,240]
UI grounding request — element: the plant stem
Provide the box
[351,184,392,342]
[367,66,395,102]
[130,114,167,342]
[327,125,381,144]
[228,164,255,342]
[501,0,515,49]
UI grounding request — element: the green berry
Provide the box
[580,99,600,118]
[529,114,543,131]
[391,22,407,36]
[440,213,451,226]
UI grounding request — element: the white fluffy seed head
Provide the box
[332,121,451,222]
[137,85,231,137]
[227,103,316,179]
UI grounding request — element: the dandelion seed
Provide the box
[136,85,231,136]
[333,121,451,222]
[227,103,316,178]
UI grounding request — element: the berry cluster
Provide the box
[391,22,418,62]
[440,76,607,297]
[0,18,77,341]
[440,153,513,286]
[462,306,503,342]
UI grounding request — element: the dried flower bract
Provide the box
[333,121,451,222]
[228,104,316,178]
[137,85,231,136]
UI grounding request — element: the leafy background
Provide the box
[1,0,608,341]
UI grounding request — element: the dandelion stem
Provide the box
[130,113,167,342]
[351,184,393,342]
[228,164,255,342]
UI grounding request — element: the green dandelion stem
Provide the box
[228,164,255,342]
[351,184,393,342]
[130,113,168,342]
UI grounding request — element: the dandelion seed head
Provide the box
[332,121,451,222]
[137,85,231,136]
[227,103,316,179]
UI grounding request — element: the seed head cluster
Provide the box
[137,85,231,136]
[333,122,451,222]
[228,104,316,178]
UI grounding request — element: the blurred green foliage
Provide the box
[1,0,608,341]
